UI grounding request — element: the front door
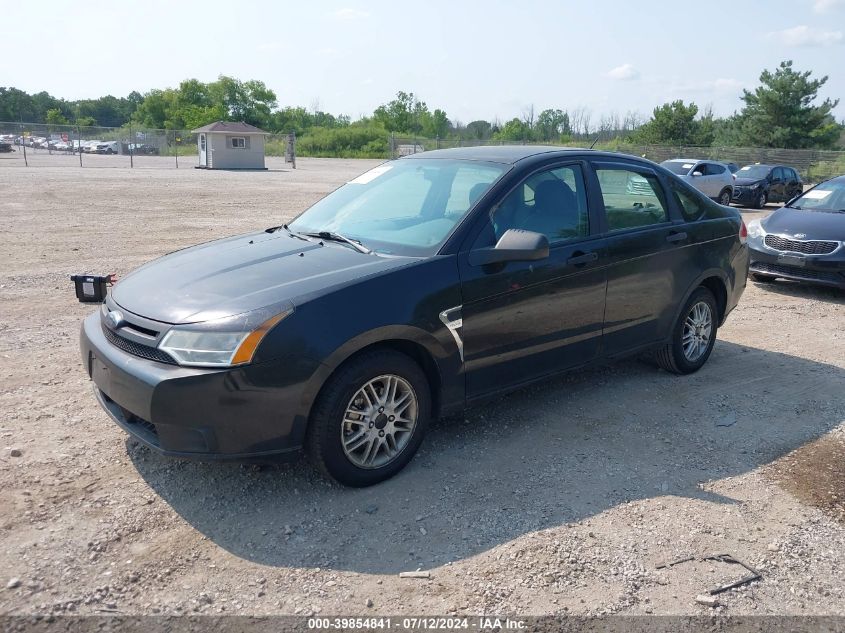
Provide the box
[199,134,207,166]
[769,167,786,202]
[458,162,607,399]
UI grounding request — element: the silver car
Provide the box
[660,159,734,205]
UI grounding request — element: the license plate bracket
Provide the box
[777,253,806,267]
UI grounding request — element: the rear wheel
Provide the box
[718,189,732,206]
[655,287,718,375]
[306,350,430,487]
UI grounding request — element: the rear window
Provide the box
[661,161,695,175]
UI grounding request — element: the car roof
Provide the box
[400,145,652,165]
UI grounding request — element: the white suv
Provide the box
[660,159,734,206]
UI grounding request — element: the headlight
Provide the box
[159,307,292,368]
[747,219,765,239]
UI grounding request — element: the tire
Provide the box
[751,272,777,283]
[306,349,431,487]
[655,287,718,375]
[754,191,767,209]
[718,189,732,206]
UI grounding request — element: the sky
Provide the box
[2,0,844,124]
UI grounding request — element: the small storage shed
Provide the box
[192,121,269,170]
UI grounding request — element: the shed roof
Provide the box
[191,121,270,135]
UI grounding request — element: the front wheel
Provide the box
[718,189,732,206]
[754,191,767,209]
[307,350,431,486]
[655,287,718,375]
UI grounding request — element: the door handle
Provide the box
[567,251,598,266]
[666,231,688,243]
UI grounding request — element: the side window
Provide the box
[487,164,589,245]
[668,179,707,222]
[772,167,784,181]
[708,163,725,176]
[595,168,669,232]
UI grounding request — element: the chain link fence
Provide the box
[0,122,297,169]
[3,121,843,183]
[388,135,845,183]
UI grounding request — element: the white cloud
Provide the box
[813,0,844,13]
[769,24,843,46]
[606,63,640,81]
[330,8,370,20]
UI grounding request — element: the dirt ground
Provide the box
[0,155,844,618]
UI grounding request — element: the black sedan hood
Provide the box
[733,177,765,187]
[762,207,845,241]
[111,230,412,324]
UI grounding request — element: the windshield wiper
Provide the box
[266,224,311,241]
[303,231,372,254]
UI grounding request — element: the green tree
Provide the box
[736,60,841,149]
[465,120,492,140]
[45,108,69,125]
[536,109,570,141]
[630,100,711,145]
[373,91,436,134]
[493,118,531,141]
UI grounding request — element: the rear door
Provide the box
[593,162,698,355]
[458,161,607,398]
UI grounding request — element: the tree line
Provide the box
[1,61,841,154]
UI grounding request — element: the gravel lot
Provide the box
[1,155,844,617]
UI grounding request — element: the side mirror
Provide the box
[691,171,703,177]
[469,229,550,266]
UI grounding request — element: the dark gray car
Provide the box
[79,147,749,486]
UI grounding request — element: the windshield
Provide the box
[789,180,845,212]
[288,159,508,256]
[737,165,771,180]
[661,161,696,175]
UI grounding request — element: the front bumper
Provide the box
[732,187,763,206]
[748,240,845,289]
[80,312,317,460]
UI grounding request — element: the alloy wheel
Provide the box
[341,374,418,469]
[682,301,713,362]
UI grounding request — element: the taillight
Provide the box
[739,220,748,245]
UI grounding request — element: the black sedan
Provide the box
[79,147,749,486]
[748,175,845,289]
[732,164,803,209]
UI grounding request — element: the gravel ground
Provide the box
[0,156,844,617]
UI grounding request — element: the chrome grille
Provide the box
[102,325,176,364]
[764,235,838,255]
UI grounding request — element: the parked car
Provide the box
[79,147,749,486]
[94,141,120,154]
[660,159,734,205]
[0,141,14,153]
[83,140,103,153]
[747,175,845,289]
[127,143,160,155]
[731,164,803,209]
